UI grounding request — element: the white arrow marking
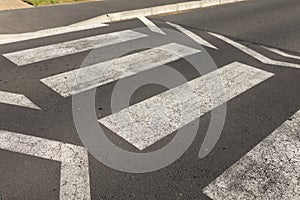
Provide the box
[3,30,147,66]
[0,130,90,200]
[209,32,300,69]
[203,109,300,200]
[99,62,274,150]
[167,22,218,50]
[0,91,41,110]
[41,43,201,97]
[138,16,166,35]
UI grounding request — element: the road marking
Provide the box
[203,110,300,200]
[3,30,147,66]
[99,62,274,150]
[138,16,166,35]
[209,32,300,69]
[261,46,300,60]
[41,43,201,97]
[167,22,218,50]
[0,91,41,110]
[0,23,108,45]
[0,130,90,200]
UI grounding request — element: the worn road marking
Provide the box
[167,22,218,50]
[261,46,300,60]
[0,91,40,110]
[3,30,147,66]
[203,110,300,200]
[0,130,90,200]
[99,62,274,150]
[209,32,300,69]
[138,16,166,35]
[41,43,200,97]
[0,23,108,45]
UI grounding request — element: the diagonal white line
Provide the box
[167,22,218,50]
[41,43,201,97]
[138,16,166,35]
[99,62,274,150]
[0,130,90,200]
[203,109,300,200]
[3,30,147,66]
[0,91,41,110]
[0,23,108,45]
[209,32,300,69]
[261,46,300,60]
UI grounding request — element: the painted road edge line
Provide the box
[3,30,147,66]
[209,32,300,69]
[167,21,218,50]
[0,23,108,45]
[0,91,41,110]
[138,16,166,35]
[203,109,300,200]
[41,43,201,97]
[99,62,274,150]
[0,130,90,200]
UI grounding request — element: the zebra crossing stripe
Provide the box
[167,22,218,50]
[209,32,300,69]
[41,43,201,97]
[0,130,90,200]
[203,109,300,200]
[0,91,41,110]
[99,62,274,150]
[3,30,147,66]
[0,23,108,45]
[261,46,300,60]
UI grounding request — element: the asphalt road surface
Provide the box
[0,0,299,199]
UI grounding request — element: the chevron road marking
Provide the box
[3,30,147,66]
[167,22,218,50]
[261,46,300,60]
[0,130,90,200]
[203,109,300,200]
[99,62,274,150]
[0,91,40,110]
[138,16,166,35]
[209,32,300,69]
[41,43,201,97]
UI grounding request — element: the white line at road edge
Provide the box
[138,16,166,35]
[0,130,90,200]
[0,23,108,45]
[209,32,300,69]
[99,62,274,150]
[41,43,201,97]
[167,22,218,50]
[261,46,300,60]
[203,110,300,199]
[3,30,147,66]
[0,91,41,110]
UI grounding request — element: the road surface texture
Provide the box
[0,0,299,199]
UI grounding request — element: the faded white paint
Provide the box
[99,62,274,150]
[41,43,201,97]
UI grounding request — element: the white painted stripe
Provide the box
[0,130,90,200]
[138,16,166,35]
[3,30,147,66]
[41,43,201,97]
[0,23,108,45]
[262,46,300,60]
[209,32,300,69]
[203,110,300,200]
[99,62,274,150]
[167,22,218,50]
[0,91,40,110]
